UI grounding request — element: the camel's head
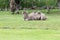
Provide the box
[22,11,28,20]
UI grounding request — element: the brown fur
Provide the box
[39,12,47,20]
[22,11,47,21]
[23,11,28,20]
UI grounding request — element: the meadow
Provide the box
[0,9,60,40]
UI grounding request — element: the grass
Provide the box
[0,9,60,40]
[0,29,60,40]
[0,10,60,30]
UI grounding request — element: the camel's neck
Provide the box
[23,13,28,19]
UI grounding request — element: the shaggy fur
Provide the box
[22,11,47,21]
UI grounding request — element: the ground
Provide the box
[0,29,60,40]
[0,9,60,40]
[0,9,60,29]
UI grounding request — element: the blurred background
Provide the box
[0,0,60,10]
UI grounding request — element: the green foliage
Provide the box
[45,0,57,6]
[0,0,9,8]
[0,0,58,8]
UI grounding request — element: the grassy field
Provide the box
[0,29,60,40]
[0,9,60,40]
[0,9,60,29]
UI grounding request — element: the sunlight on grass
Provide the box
[0,29,60,40]
[0,10,60,40]
[0,10,60,30]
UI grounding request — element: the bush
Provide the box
[0,0,57,9]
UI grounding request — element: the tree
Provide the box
[57,0,60,9]
[45,0,57,13]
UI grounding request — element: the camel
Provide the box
[22,11,47,21]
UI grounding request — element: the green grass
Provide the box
[0,10,60,40]
[0,10,60,30]
[0,29,60,40]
